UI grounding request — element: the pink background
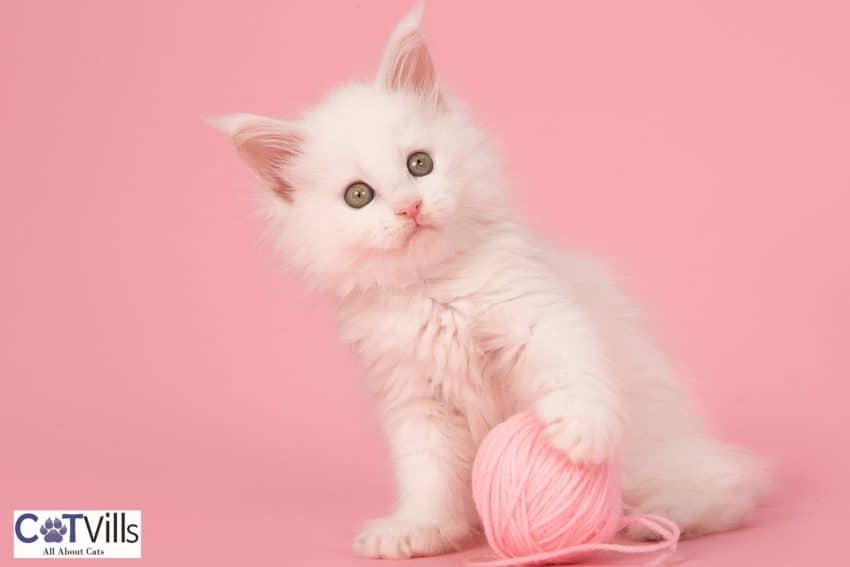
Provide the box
[1,1,848,565]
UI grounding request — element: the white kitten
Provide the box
[211,5,767,559]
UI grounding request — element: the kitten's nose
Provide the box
[395,199,422,219]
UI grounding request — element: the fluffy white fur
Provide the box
[212,5,767,559]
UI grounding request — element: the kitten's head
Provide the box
[211,5,509,295]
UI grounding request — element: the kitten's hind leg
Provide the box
[622,437,769,539]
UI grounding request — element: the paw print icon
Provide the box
[40,518,67,543]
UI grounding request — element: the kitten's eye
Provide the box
[344,182,374,209]
[407,151,433,177]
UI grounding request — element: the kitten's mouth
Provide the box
[403,220,435,244]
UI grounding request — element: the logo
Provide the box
[39,518,67,543]
[13,510,142,559]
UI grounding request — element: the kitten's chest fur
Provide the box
[335,273,514,427]
[338,280,483,385]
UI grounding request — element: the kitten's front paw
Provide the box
[352,516,473,559]
[534,389,620,464]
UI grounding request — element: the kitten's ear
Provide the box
[376,3,442,105]
[206,113,304,200]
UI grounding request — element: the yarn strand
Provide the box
[466,514,679,566]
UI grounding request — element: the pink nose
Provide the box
[396,199,422,219]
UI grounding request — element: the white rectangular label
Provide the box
[13,510,142,559]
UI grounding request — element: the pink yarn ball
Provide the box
[472,410,622,560]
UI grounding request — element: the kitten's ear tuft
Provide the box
[376,3,442,105]
[207,113,304,200]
